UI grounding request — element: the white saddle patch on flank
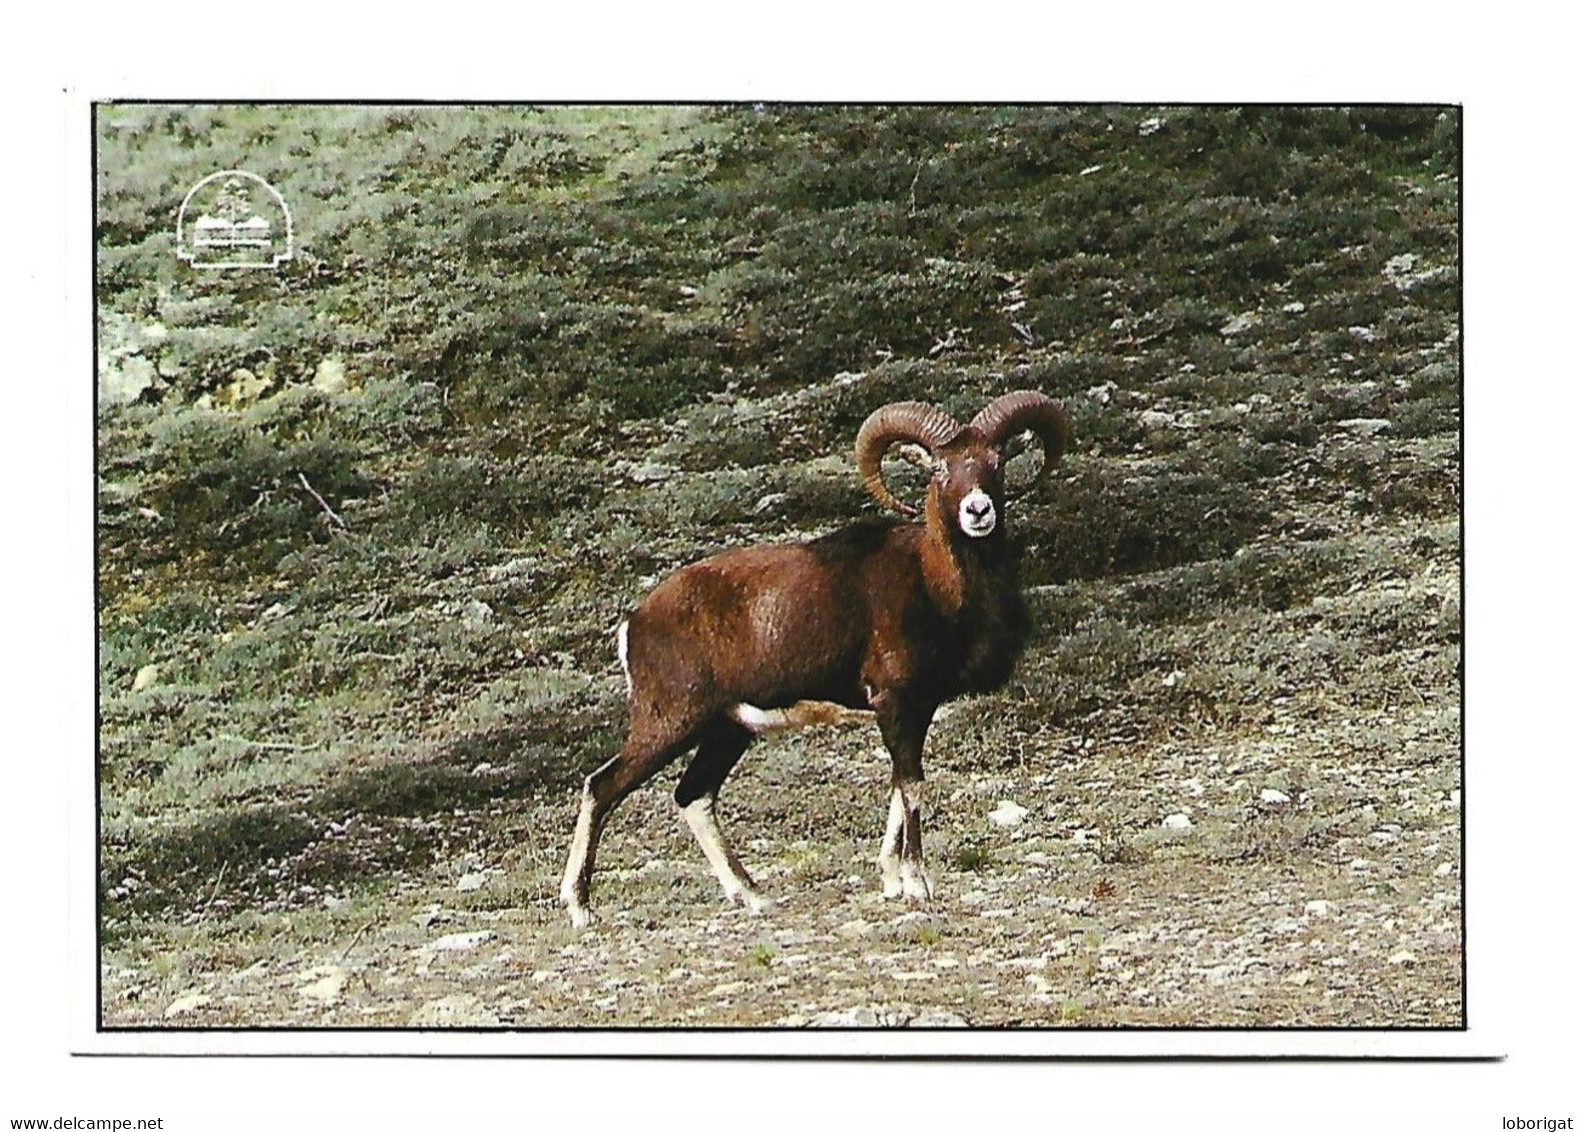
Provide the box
[616,620,632,697]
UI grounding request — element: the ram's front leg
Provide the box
[874,695,934,902]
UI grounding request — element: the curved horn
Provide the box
[971,391,1072,496]
[855,401,963,515]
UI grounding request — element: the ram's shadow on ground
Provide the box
[95,104,1461,1028]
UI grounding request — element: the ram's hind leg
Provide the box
[560,720,697,929]
[675,720,770,914]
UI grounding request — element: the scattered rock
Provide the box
[429,930,494,952]
[216,367,273,408]
[1284,970,1313,986]
[1137,117,1164,136]
[808,1006,903,1028]
[408,994,500,1027]
[989,800,1028,828]
[1138,409,1174,429]
[836,919,873,939]
[1259,788,1291,805]
[1337,417,1393,437]
[628,461,676,484]
[910,1010,969,1027]
[456,872,487,893]
[163,992,212,1019]
[1282,300,1307,314]
[1304,900,1337,918]
[312,356,350,394]
[132,664,159,693]
[1220,312,1259,337]
[1383,253,1418,278]
[1163,812,1193,831]
[297,966,348,1004]
[1388,950,1417,966]
[100,354,158,406]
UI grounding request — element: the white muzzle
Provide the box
[958,489,997,538]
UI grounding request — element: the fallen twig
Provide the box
[339,920,375,961]
[298,472,348,530]
[216,733,323,752]
[906,152,927,218]
[200,861,229,919]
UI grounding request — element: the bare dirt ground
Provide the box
[105,504,1460,1029]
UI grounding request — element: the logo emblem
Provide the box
[176,170,293,270]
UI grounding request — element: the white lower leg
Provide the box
[878,788,905,898]
[561,756,619,929]
[682,796,770,913]
[898,781,932,902]
[560,795,597,928]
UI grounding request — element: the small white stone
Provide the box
[297,967,347,1004]
[456,872,487,892]
[408,994,500,1027]
[163,992,212,1019]
[989,800,1029,828]
[1259,788,1291,805]
[1304,900,1336,918]
[429,930,494,951]
[1388,950,1417,965]
[1220,312,1259,337]
[1163,812,1193,831]
[1336,417,1393,437]
[910,1010,969,1027]
[132,664,159,693]
[312,356,349,394]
